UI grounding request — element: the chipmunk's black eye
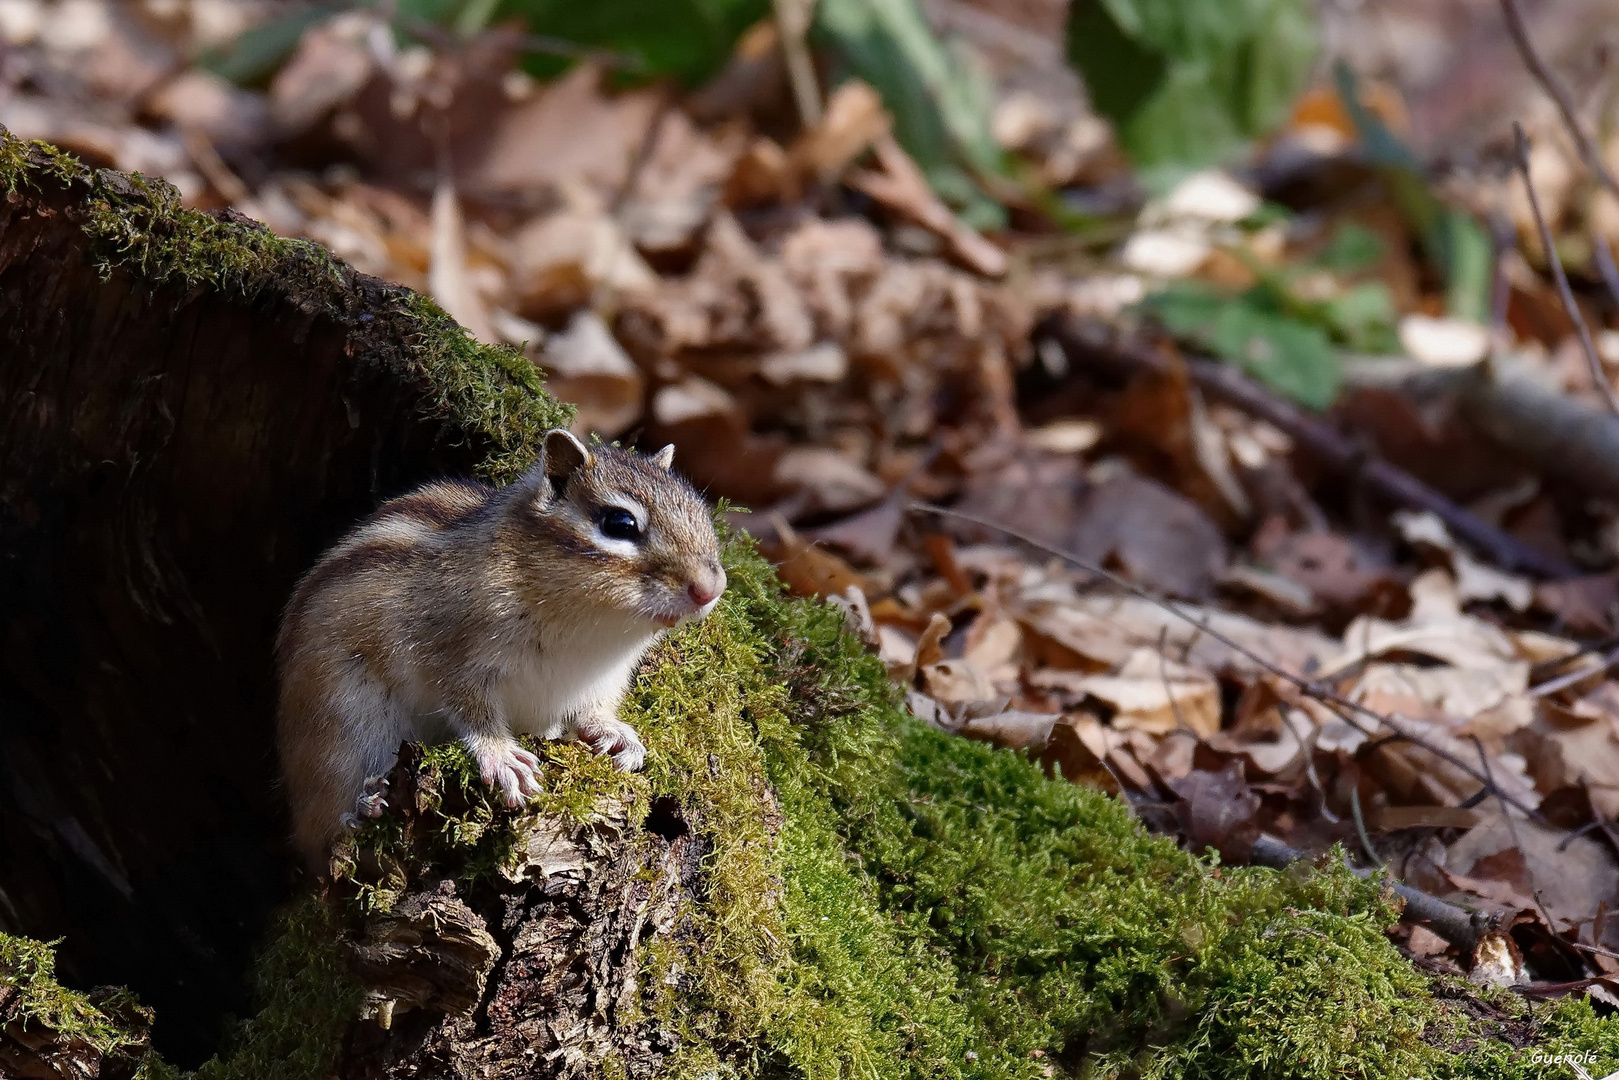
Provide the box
[598,507,643,542]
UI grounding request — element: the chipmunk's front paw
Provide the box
[466,736,544,807]
[578,719,646,772]
[355,774,390,819]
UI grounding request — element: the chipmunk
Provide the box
[274,430,726,868]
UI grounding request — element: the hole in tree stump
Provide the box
[0,157,553,1066]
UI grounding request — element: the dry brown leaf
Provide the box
[510,208,656,320]
[1510,696,1619,817]
[1327,570,1523,676]
[848,135,1007,278]
[428,176,496,345]
[878,624,919,681]
[959,710,1060,752]
[1406,925,1451,958]
[772,447,886,515]
[1040,714,1127,793]
[913,612,952,671]
[469,63,660,195]
[1535,572,1619,635]
[1017,593,1340,681]
[826,585,880,651]
[146,69,269,150]
[1395,510,1532,611]
[1164,758,1260,860]
[789,78,889,184]
[918,658,999,706]
[1354,661,1528,721]
[963,616,1022,678]
[1206,720,1303,777]
[1263,530,1406,622]
[537,312,644,437]
[1072,648,1220,737]
[724,137,797,208]
[773,540,867,601]
[1069,474,1229,599]
[1449,812,1619,933]
[269,13,375,136]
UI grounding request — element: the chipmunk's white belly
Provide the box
[494,615,662,738]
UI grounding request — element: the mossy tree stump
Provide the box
[4,130,1619,1080]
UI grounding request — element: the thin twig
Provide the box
[611,93,674,215]
[773,0,824,128]
[1526,644,1619,698]
[909,501,1547,822]
[1594,234,1619,310]
[1155,627,1192,734]
[1350,787,1384,867]
[1499,0,1619,200]
[1510,123,1619,416]
[1281,707,1338,824]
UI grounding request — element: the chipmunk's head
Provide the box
[510,430,726,628]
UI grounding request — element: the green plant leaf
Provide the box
[1067,0,1317,169]
[499,0,768,84]
[1322,281,1398,352]
[1316,221,1384,273]
[1332,62,1492,323]
[1146,281,1340,407]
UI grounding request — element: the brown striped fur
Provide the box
[275,431,725,868]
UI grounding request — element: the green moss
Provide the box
[190,898,362,1080]
[400,291,573,482]
[0,932,162,1077]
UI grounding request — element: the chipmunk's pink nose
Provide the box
[688,568,726,608]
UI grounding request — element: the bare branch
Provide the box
[1041,316,1577,577]
[1511,122,1619,415]
[1499,0,1619,200]
[1251,835,1487,953]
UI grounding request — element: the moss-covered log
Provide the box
[4,129,1619,1080]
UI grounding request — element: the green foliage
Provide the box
[497,0,769,85]
[1146,279,1341,407]
[814,0,1007,228]
[1332,62,1492,323]
[1066,0,1318,169]
[1318,221,1385,273]
[197,3,337,85]
[1142,218,1405,408]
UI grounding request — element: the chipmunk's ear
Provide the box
[649,444,675,470]
[532,430,591,503]
[545,430,592,476]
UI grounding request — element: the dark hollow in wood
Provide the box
[0,159,508,1065]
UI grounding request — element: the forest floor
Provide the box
[8,0,1619,1015]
